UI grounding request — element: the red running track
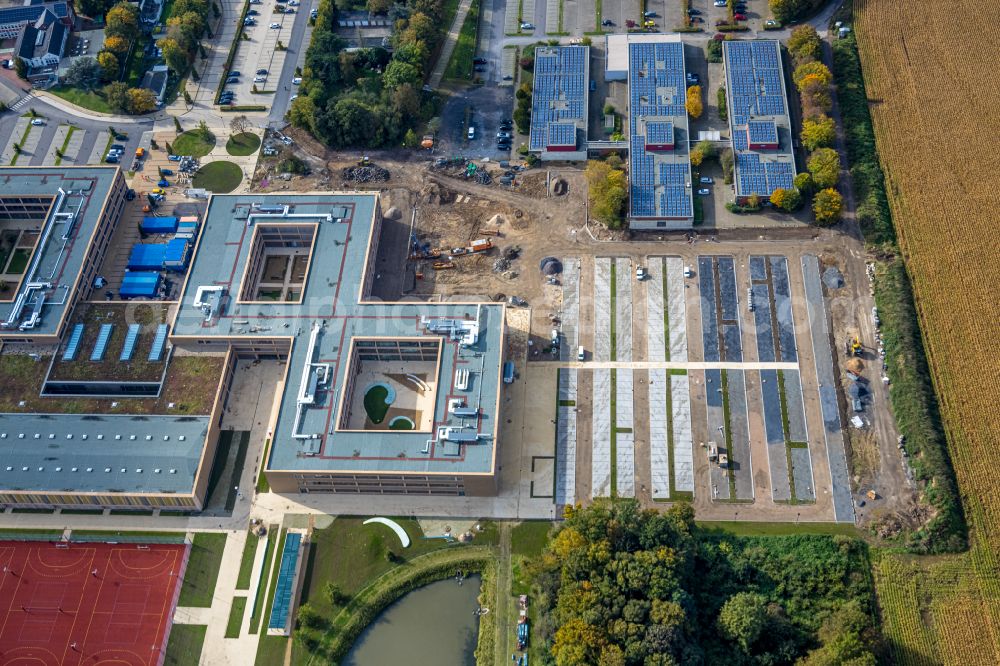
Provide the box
[0,541,189,666]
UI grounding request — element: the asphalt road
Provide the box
[267,0,318,126]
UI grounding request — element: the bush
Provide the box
[685,85,703,118]
[585,160,627,229]
[717,87,727,121]
[811,187,843,225]
[707,39,723,63]
[788,25,822,65]
[800,115,835,150]
[807,147,840,188]
[720,148,734,184]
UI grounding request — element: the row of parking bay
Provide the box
[645,257,694,500]
[0,120,112,168]
[699,255,755,501]
[555,257,580,505]
[591,257,635,498]
[750,255,815,503]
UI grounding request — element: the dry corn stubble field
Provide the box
[855,0,1000,662]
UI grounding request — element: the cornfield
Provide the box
[855,0,1000,661]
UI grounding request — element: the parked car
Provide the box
[243,17,256,25]
[519,22,534,29]
[269,22,280,28]
[473,57,487,64]
[499,118,513,128]
[289,94,299,101]
[247,9,258,14]
[496,131,512,139]
[157,179,169,187]
[700,176,714,184]
[467,126,475,140]
[697,188,711,195]
[285,7,294,12]
[764,19,781,28]
[292,76,302,84]
[151,188,167,195]
[161,169,174,176]
[688,8,702,15]
[714,0,726,5]
[111,144,125,151]
[643,11,656,17]
[256,68,268,75]
[30,119,44,126]
[288,0,299,5]
[601,18,613,26]
[254,75,267,82]
[734,13,747,20]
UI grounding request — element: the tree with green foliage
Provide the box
[64,57,104,90]
[161,38,188,73]
[296,603,325,629]
[769,0,823,24]
[718,592,769,652]
[801,114,836,151]
[585,160,627,228]
[78,0,116,18]
[794,171,814,193]
[382,60,421,89]
[812,187,843,225]
[788,25,823,65]
[13,57,27,80]
[717,87,727,121]
[807,147,841,188]
[104,2,139,39]
[103,81,130,112]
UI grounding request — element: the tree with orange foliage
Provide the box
[686,84,703,119]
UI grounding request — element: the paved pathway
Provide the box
[428,0,475,89]
[537,360,802,370]
[493,521,512,666]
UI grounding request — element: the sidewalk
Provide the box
[428,0,475,89]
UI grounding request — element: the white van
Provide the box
[577,346,585,361]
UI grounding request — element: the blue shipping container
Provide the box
[141,216,179,234]
[127,243,166,271]
[119,271,161,298]
[163,238,190,271]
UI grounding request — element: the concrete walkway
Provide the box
[428,0,475,89]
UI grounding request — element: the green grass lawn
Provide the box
[249,525,278,634]
[172,129,217,157]
[237,532,259,590]
[163,624,206,665]
[363,385,390,423]
[511,521,554,557]
[225,597,248,638]
[444,0,481,81]
[289,517,456,663]
[48,86,113,114]
[225,132,261,156]
[178,532,227,607]
[192,161,242,193]
[695,521,865,538]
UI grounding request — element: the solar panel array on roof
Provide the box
[547,122,576,147]
[529,47,588,152]
[268,532,303,631]
[628,40,693,220]
[120,324,141,362]
[736,154,795,195]
[0,2,67,25]
[747,120,778,145]
[725,41,786,125]
[91,324,113,362]
[148,324,168,362]
[645,121,674,146]
[63,324,84,361]
[724,40,796,199]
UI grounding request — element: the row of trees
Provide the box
[529,500,879,666]
[159,0,213,76]
[288,0,447,147]
[768,0,824,24]
[767,26,844,224]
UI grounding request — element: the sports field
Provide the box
[0,541,188,666]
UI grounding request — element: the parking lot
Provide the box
[220,0,316,111]
[0,116,146,169]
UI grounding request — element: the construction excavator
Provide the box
[847,336,863,357]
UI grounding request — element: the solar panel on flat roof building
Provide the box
[120,324,141,361]
[148,324,168,362]
[90,324,113,362]
[63,324,83,361]
[628,39,693,222]
[529,46,589,154]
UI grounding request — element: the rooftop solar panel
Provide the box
[63,324,84,361]
[148,324,168,362]
[529,46,588,152]
[90,324,113,362]
[120,324,141,362]
[748,120,778,144]
[628,40,693,221]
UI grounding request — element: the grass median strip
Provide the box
[445,0,482,81]
[248,525,278,634]
[225,597,247,638]
[178,532,227,608]
[54,126,75,166]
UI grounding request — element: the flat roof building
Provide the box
[723,40,797,203]
[626,36,694,229]
[528,46,589,161]
[0,170,507,510]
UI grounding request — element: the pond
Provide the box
[343,575,482,666]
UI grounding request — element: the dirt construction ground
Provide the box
[249,130,920,531]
